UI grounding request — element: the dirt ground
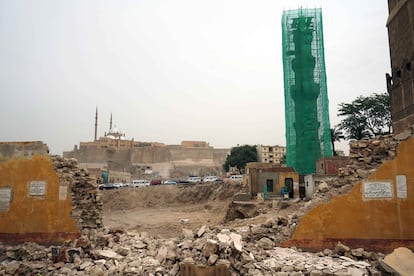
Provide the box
[101,182,241,238]
[101,182,305,238]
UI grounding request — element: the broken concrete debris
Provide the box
[2,132,412,275]
[0,225,384,275]
[383,247,414,275]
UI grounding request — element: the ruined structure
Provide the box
[386,0,414,133]
[282,8,333,175]
[0,142,102,245]
[284,131,414,253]
[315,156,350,176]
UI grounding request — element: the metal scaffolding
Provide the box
[282,8,333,174]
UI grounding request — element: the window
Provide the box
[396,69,401,78]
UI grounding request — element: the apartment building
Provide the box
[256,145,286,164]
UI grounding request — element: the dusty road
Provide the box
[101,182,305,238]
[101,183,240,238]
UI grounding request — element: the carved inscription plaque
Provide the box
[363,181,392,199]
[29,181,46,196]
[59,185,68,200]
[0,187,12,212]
[396,175,407,198]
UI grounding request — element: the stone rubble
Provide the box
[51,155,103,230]
[303,131,414,215]
[337,133,404,183]
[0,224,383,275]
[3,132,409,275]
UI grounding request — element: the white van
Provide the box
[187,176,202,183]
[229,175,243,181]
[131,179,150,187]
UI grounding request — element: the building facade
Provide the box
[386,0,414,133]
[256,145,286,164]
[245,162,300,198]
[315,156,350,176]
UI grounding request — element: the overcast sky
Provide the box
[0,1,390,155]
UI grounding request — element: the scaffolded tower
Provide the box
[282,8,333,175]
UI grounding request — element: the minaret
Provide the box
[94,107,98,141]
[110,113,113,130]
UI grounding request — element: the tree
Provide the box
[223,145,257,173]
[279,154,286,165]
[330,127,344,156]
[337,93,391,140]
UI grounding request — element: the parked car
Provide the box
[177,179,190,184]
[112,183,124,189]
[131,179,150,187]
[203,176,219,182]
[150,180,162,185]
[164,180,177,185]
[98,183,117,190]
[187,176,202,183]
[229,174,243,181]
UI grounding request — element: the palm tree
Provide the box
[331,127,345,156]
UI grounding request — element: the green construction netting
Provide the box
[282,8,333,175]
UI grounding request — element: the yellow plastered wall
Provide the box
[278,171,300,195]
[284,137,414,252]
[0,154,78,243]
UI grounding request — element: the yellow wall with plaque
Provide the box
[283,137,414,253]
[0,144,78,244]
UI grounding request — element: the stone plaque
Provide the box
[0,187,12,212]
[29,181,46,196]
[0,201,10,212]
[363,181,392,198]
[396,175,407,199]
[0,187,11,202]
[59,185,68,200]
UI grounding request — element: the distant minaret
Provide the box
[110,113,113,130]
[94,107,98,141]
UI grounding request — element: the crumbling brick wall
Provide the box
[0,141,102,245]
[284,130,414,252]
[51,155,103,231]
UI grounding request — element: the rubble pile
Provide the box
[0,225,383,275]
[51,156,103,230]
[337,134,399,180]
[310,131,414,205]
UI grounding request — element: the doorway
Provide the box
[284,178,294,198]
[266,179,274,193]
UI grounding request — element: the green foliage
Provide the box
[337,93,391,140]
[330,127,344,156]
[223,145,257,173]
[279,154,286,165]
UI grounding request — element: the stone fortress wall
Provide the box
[63,144,230,179]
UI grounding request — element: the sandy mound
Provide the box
[100,182,241,211]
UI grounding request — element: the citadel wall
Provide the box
[63,145,230,178]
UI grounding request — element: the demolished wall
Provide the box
[283,132,414,252]
[0,142,102,245]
